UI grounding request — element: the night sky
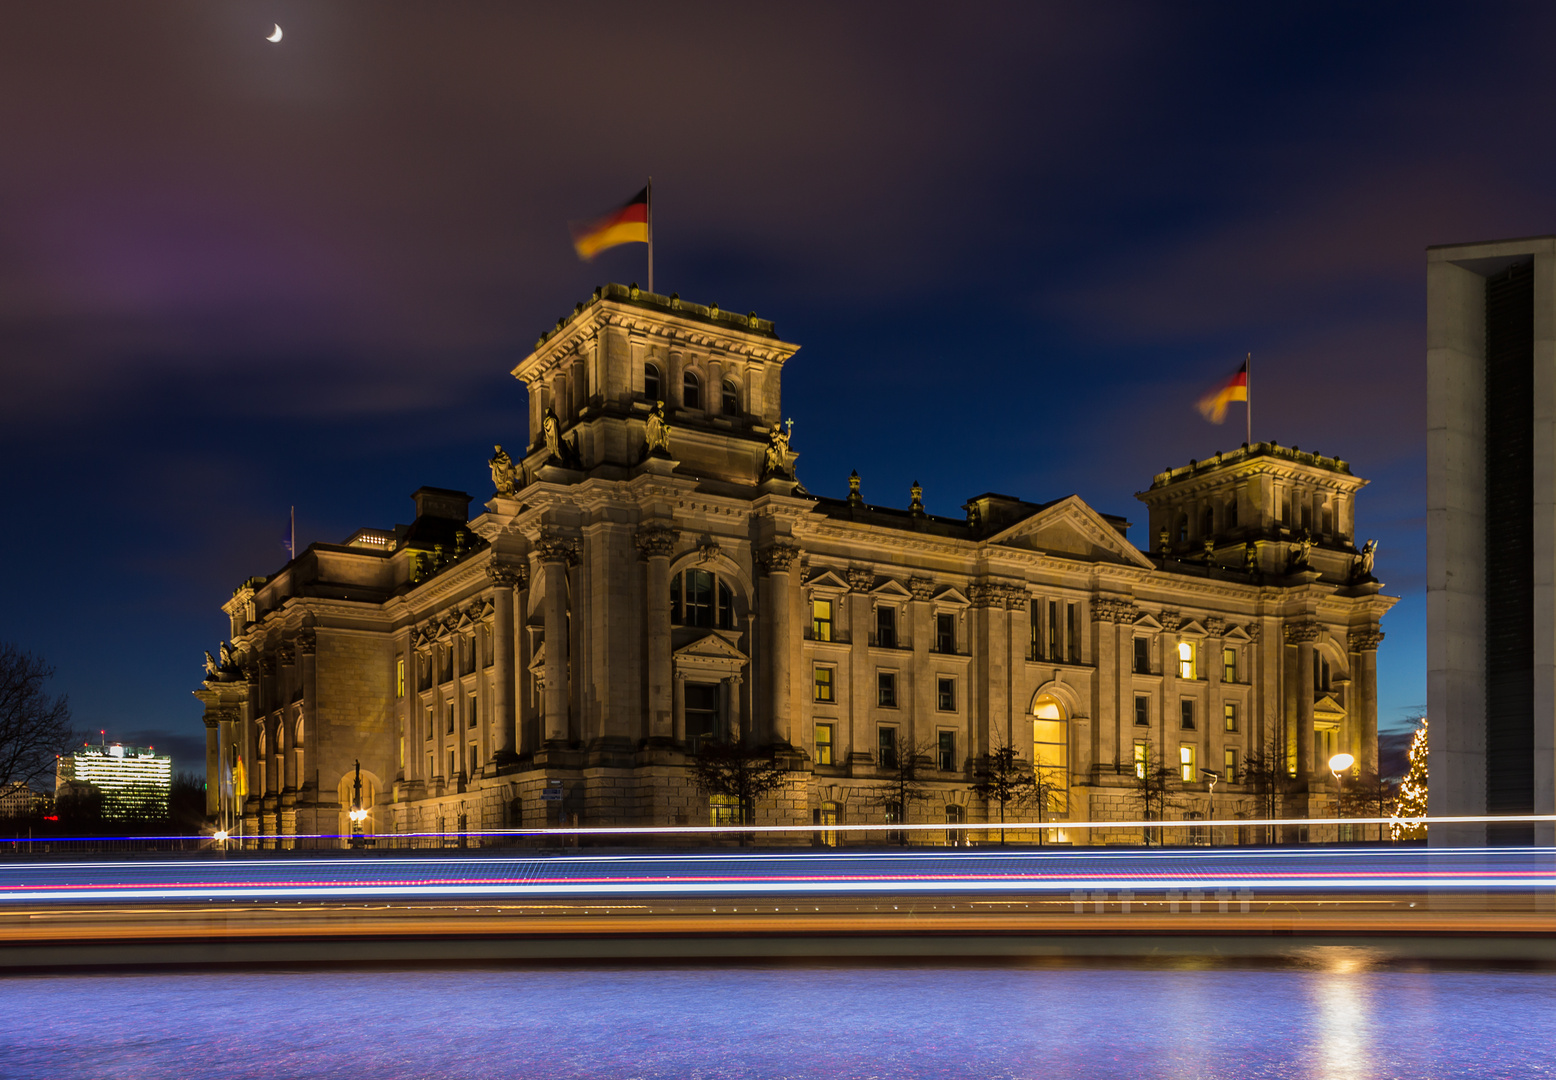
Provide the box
[3,3,1549,775]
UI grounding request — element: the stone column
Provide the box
[203,717,220,817]
[728,674,743,741]
[298,631,317,798]
[487,562,525,764]
[673,670,687,743]
[1350,628,1384,775]
[1288,623,1320,779]
[637,526,679,742]
[1092,599,1132,779]
[757,543,802,747]
[537,537,576,745]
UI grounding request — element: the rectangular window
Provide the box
[1181,699,1196,730]
[812,598,833,642]
[1048,601,1060,661]
[938,731,956,772]
[399,735,405,769]
[1030,600,1040,659]
[396,658,406,699]
[1224,748,1238,783]
[425,707,434,741]
[1067,603,1080,663]
[1223,647,1238,684]
[467,692,478,728]
[446,703,455,735]
[468,742,479,776]
[1133,741,1148,780]
[877,671,898,708]
[685,569,716,628]
[1134,696,1150,727]
[937,677,956,711]
[1180,745,1197,783]
[814,723,834,766]
[877,726,898,769]
[1177,641,1196,680]
[448,749,457,779]
[1223,702,1237,732]
[427,753,434,781]
[1133,637,1150,675]
[935,612,956,653]
[875,605,897,648]
[813,665,834,703]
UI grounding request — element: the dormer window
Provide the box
[644,362,662,402]
[683,370,702,410]
[722,378,739,415]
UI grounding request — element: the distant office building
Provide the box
[197,284,1394,847]
[1428,236,1556,845]
[0,782,48,820]
[56,744,172,819]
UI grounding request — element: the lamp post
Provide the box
[349,759,367,850]
[1201,769,1221,846]
[1328,752,1355,843]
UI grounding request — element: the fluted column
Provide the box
[1288,622,1320,779]
[637,525,679,741]
[203,717,220,816]
[537,537,576,745]
[1350,628,1384,775]
[758,543,802,747]
[488,561,526,763]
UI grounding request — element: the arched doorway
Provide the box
[1032,694,1069,815]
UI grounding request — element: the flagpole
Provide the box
[646,177,654,295]
[1245,352,1252,446]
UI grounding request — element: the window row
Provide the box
[671,568,737,630]
[1132,741,1242,784]
[1131,638,1242,682]
[405,635,489,694]
[1028,599,1082,663]
[422,693,482,741]
[645,363,741,414]
[810,599,962,654]
[813,665,957,710]
[813,723,960,773]
[1133,696,1240,732]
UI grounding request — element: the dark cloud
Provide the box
[3,2,1551,758]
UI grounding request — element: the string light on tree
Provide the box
[1391,718,1428,841]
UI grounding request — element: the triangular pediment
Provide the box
[673,633,747,662]
[528,640,546,673]
[932,586,970,606]
[1314,693,1346,716]
[806,569,850,591]
[1178,619,1208,637]
[871,579,913,600]
[1224,626,1252,643]
[1133,612,1163,631]
[986,495,1153,568]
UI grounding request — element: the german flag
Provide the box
[570,187,649,260]
[1197,360,1248,423]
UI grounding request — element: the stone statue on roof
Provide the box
[1353,538,1377,582]
[1289,531,1315,571]
[489,445,518,496]
[762,419,793,479]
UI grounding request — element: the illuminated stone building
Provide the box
[196,283,1394,845]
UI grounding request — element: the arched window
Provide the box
[1176,515,1189,543]
[722,378,740,414]
[293,716,305,793]
[257,730,268,795]
[1227,498,1238,529]
[671,568,736,630]
[1032,695,1069,814]
[945,803,966,847]
[644,362,662,403]
[683,370,702,410]
[1201,506,1214,537]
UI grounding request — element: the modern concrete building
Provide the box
[1428,236,1556,845]
[196,283,1394,847]
[55,743,173,819]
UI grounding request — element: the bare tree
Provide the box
[1338,769,1395,843]
[688,739,790,847]
[1131,746,1178,846]
[1241,736,1290,845]
[971,728,1037,846]
[865,738,938,846]
[0,642,76,791]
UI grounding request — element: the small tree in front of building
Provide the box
[1131,746,1178,846]
[688,738,790,847]
[1339,770,1396,843]
[1391,718,1428,841]
[866,738,938,846]
[1241,736,1291,845]
[971,729,1037,846]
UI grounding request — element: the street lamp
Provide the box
[1328,752,1355,843]
[1201,769,1222,847]
[349,759,367,850]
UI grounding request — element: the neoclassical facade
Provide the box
[196,283,1395,845]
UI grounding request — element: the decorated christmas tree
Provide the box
[1390,718,1428,840]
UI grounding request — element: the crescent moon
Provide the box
[266,24,283,43]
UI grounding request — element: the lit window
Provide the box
[710,793,739,826]
[1177,641,1196,680]
[682,370,702,410]
[815,801,839,846]
[1033,696,1069,812]
[1180,745,1197,783]
[877,671,898,708]
[1224,702,1237,732]
[814,723,834,765]
[1133,741,1148,780]
[812,599,833,642]
[1223,647,1237,683]
[937,677,955,711]
[813,666,834,703]
[1224,748,1238,783]
[396,658,405,699]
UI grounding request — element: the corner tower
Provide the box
[510,283,800,488]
